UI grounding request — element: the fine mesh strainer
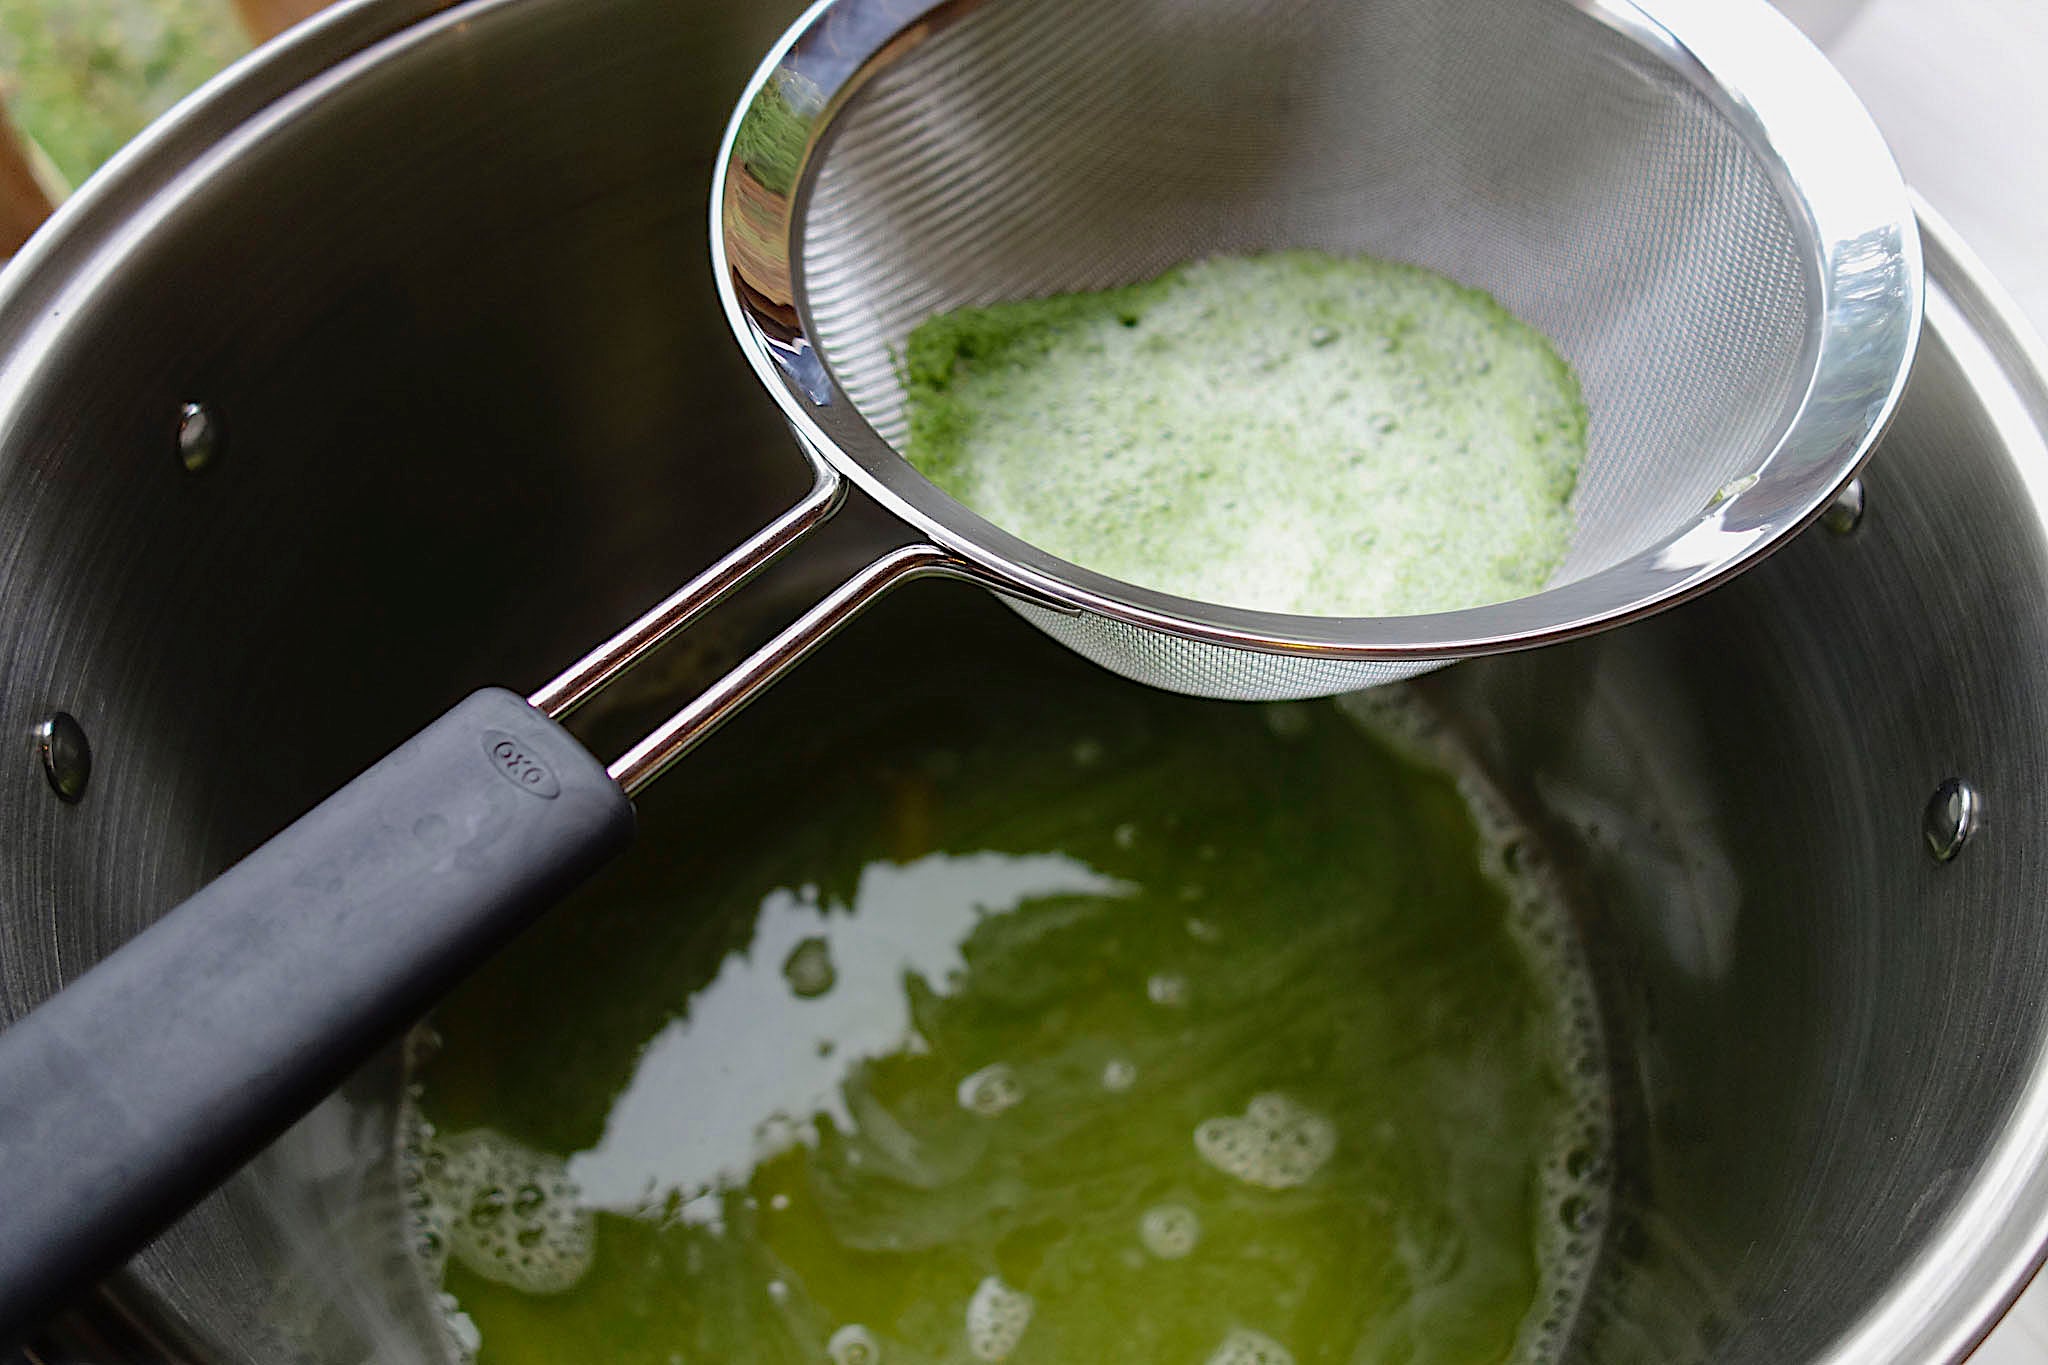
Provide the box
[709,0,1922,709]
[0,0,1919,1336]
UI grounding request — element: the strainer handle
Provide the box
[0,481,972,1347]
[0,688,633,1347]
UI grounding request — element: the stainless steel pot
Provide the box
[2,0,2045,1360]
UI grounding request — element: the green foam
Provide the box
[903,250,1588,617]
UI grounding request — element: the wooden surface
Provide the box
[228,0,333,41]
[0,108,53,257]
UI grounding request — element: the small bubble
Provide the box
[782,936,837,999]
[1071,739,1104,767]
[1205,1326,1295,1365]
[1147,973,1189,1008]
[966,1276,1034,1362]
[829,1324,882,1365]
[1186,917,1221,942]
[1139,1203,1201,1259]
[958,1062,1025,1116]
[1114,822,1139,850]
[1559,1193,1599,1233]
[1102,1058,1138,1092]
[1564,1146,1608,1182]
[512,1183,545,1217]
[468,1187,507,1227]
[770,1193,791,1211]
[767,1280,789,1302]
[1179,884,1205,903]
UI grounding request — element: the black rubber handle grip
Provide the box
[0,688,635,1346]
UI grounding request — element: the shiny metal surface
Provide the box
[1926,778,1983,863]
[174,403,221,475]
[0,0,2043,1362]
[605,538,954,794]
[716,0,1923,698]
[1821,476,1868,535]
[527,455,841,720]
[32,714,90,806]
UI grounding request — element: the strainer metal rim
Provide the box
[714,0,1923,661]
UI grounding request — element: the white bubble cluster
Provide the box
[829,1324,883,1365]
[405,1126,595,1295]
[957,1062,1025,1116]
[1195,1093,1337,1190]
[965,1275,1034,1362]
[1334,685,1614,1364]
[1138,1202,1200,1259]
[1205,1327,1296,1365]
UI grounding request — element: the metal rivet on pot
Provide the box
[35,712,91,803]
[1821,478,1866,535]
[177,401,221,472]
[1924,778,1979,863]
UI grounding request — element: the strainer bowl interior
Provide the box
[716,0,1921,694]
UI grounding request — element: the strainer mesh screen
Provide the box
[799,0,1814,595]
[1010,601,1447,698]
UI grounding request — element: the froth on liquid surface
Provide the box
[406,668,1609,1365]
[902,250,1588,617]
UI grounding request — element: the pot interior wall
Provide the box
[1,0,2046,1359]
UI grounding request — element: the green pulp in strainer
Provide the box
[902,250,1588,616]
[404,666,1610,1365]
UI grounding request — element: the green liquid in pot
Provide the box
[404,674,1608,1365]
